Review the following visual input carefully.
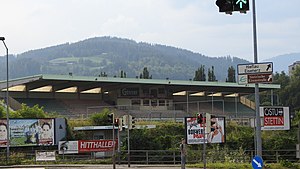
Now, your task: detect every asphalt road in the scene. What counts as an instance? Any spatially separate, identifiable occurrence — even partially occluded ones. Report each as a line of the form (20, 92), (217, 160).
(1, 164), (200, 169)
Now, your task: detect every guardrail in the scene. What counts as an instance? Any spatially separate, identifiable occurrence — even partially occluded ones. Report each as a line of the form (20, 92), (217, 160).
(0, 148), (298, 165)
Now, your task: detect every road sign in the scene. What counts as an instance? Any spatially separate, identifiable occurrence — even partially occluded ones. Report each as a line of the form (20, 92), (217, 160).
(252, 156), (263, 169)
(238, 62), (273, 75)
(238, 73), (272, 84)
(260, 106), (290, 130)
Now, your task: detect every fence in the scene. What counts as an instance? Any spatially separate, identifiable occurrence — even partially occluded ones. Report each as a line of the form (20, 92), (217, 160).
(0, 148), (298, 165)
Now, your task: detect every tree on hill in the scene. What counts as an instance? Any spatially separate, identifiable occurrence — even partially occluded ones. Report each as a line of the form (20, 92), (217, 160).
(193, 65), (206, 81)
(226, 66), (236, 82)
(99, 72), (108, 77)
(120, 70), (127, 78)
(208, 66), (217, 82)
(139, 67), (152, 79)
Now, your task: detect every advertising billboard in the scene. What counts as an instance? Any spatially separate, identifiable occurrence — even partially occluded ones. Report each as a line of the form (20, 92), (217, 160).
(0, 119), (8, 146)
(185, 114), (225, 144)
(35, 151), (56, 161)
(0, 119), (55, 147)
(58, 140), (117, 154)
(260, 106), (290, 130)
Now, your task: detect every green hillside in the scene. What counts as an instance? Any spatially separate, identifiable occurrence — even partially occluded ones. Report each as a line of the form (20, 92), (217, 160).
(0, 36), (249, 81)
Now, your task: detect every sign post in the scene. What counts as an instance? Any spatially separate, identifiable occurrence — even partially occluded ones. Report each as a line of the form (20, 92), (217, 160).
(238, 61), (273, 158)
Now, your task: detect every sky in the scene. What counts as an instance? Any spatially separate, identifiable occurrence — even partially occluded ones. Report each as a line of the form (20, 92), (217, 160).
(0, 0), (299, 62)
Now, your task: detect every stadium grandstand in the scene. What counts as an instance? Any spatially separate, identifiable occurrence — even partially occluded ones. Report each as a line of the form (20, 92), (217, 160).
(0, 74), (280, 124)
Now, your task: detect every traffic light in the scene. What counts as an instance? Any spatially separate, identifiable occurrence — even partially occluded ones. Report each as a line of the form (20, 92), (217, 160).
(216, 0), (249, 14)
(122, 115), (128, 127)
(118, 118), (123, 131)
(197, 113), (203, 124)
(233, 0), (249, 13)
(107, 113), (114, 124)
(128, 115), (136, 130)
(216, 0), (233, 14)
(114, 118), (119, 127)
(131, 116), (136, 129)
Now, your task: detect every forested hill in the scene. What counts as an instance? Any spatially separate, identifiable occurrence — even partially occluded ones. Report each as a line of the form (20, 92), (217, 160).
(0, 36), (249, 81)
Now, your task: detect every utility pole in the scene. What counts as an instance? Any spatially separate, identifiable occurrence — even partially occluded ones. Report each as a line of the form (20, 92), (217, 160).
(215, 0), (262, 157)
(252, 0), (262, 157)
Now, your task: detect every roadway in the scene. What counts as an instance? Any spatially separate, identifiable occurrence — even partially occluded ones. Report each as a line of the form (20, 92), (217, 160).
(1, 164), (200, 169)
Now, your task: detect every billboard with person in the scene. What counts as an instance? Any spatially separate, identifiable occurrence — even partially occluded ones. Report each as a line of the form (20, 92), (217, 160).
(0, 118), (54, 147)
(0, 120), (8, 146)
(185, 113), (225, 144)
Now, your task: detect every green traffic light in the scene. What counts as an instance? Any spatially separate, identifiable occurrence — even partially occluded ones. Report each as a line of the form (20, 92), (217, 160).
(236, 0), (247, 9)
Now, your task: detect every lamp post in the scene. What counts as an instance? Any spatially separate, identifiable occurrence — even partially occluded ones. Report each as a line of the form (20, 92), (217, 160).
(0, 37), (9, 163)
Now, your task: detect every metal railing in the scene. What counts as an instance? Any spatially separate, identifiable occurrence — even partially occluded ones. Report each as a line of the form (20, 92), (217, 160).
(0, 148), (298, 165)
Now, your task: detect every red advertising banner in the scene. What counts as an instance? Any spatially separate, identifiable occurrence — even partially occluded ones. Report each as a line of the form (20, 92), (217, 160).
(260, 106), (290, 130)
(78, 140), (117, 152)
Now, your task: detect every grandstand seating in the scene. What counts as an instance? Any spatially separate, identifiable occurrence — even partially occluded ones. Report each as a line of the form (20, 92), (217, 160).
(16, 98), (70, 115)
(61, 99), (108, 115)
(213, 101), (255, 117)
(15, 97), (255, 120)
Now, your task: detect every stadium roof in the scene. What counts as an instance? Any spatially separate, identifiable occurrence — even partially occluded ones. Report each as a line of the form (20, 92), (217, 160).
(0, 74), (280, 96)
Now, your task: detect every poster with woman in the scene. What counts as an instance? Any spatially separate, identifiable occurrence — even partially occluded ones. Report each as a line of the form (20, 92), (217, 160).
(0, 118), (55, 146)
(38, 119), (54, 145)
(0, 120), (8, 147)
(207, 117), (225, 143)
(185, 114), (225, 144)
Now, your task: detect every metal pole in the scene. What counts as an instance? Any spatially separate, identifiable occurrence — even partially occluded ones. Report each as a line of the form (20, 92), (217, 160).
(252, 0), (262, 157)
(211, 92), (214, 114)
(117, 125), (121, 165)
(127, 115), (131, 167)
(186, 91), (189, 114)
(235, 95), (238, 117)
(203, 112), (206, 169)
(112, 114), (116, 169)
(271, 89), (274, 106)
(1, 38), (9, 164)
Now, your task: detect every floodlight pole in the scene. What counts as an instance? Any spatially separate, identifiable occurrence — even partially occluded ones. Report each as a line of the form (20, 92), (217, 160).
(252, 0), (262, 157)
(0, 37), (9, 164)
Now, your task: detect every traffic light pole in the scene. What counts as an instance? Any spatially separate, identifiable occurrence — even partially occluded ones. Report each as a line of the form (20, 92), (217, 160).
(203, 112), (206, 169)
(112, 116), (116, 169)
(252, 0), (262, 157)
(127, 114), (131, 167)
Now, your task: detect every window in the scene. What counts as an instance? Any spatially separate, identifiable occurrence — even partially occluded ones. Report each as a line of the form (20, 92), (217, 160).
(166, 100), (170, 107)
(131, 99), (141, 106)
(151, 100), (157, 106)
(159, 100), (165, 106)
(143, 100), (150, 106)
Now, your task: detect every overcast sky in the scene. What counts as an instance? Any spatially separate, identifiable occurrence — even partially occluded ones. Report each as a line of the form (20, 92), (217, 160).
(0, 0), (299, 61)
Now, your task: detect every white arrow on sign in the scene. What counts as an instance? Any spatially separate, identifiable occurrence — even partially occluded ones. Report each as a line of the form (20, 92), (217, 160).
(238, 62), (273, 75)
(253, 159), (262, 168)
(236, 0), (247, 8)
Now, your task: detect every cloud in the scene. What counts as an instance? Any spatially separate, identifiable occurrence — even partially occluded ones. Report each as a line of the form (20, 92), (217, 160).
(0, 0), (299, 62)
